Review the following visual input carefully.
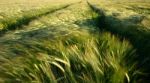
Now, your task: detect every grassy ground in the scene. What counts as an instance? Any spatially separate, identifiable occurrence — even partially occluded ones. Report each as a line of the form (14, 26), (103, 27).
(0, 0), (149, 83)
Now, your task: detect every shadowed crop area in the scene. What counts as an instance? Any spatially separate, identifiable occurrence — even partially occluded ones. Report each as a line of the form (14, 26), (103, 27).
(0, 0), (150, 83)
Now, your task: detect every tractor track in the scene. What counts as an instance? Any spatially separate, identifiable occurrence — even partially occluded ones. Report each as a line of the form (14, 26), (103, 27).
(87, 1), (150, 82)
(0, 1), (81, 36)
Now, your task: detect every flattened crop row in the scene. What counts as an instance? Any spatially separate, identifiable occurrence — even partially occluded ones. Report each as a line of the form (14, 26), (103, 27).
(0, 2), (81, 36)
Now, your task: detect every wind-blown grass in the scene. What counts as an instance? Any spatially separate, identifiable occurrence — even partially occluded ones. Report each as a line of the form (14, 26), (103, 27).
(0, 31), (140, 83)
(0, 1), (144, 83)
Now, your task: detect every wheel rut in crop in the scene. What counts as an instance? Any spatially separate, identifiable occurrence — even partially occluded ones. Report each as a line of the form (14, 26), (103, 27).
(0, 1), (81, 36)
(87, 2), (150, 81)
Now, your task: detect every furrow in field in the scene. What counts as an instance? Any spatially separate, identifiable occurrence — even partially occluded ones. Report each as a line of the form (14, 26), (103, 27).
(0, 1), (81, 36)
(87, 1), (150, 81)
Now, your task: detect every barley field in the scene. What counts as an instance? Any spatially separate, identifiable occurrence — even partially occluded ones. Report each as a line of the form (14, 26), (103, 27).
(0, 0), (150, 83)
